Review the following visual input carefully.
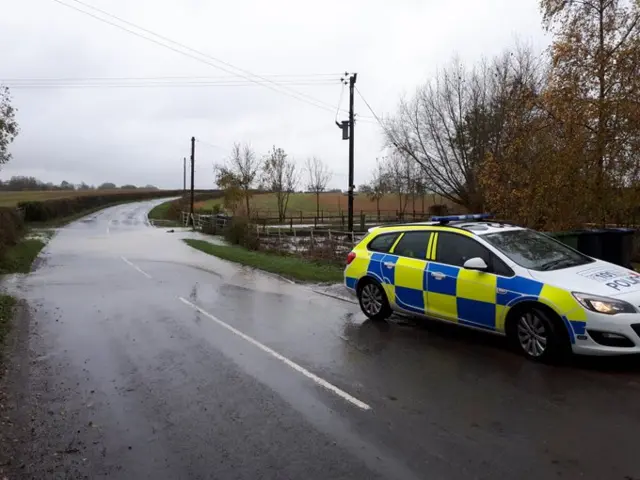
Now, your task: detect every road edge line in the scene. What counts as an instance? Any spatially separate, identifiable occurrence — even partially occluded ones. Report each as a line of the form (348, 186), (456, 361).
(121, 256), (152, 279)
(177, 296), (371, 411)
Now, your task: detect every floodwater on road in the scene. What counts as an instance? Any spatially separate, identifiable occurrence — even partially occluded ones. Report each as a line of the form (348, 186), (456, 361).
(1, 199), (640, 479)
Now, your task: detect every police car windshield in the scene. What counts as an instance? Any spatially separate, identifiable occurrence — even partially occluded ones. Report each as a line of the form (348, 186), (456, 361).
(482, 229), (593, 271)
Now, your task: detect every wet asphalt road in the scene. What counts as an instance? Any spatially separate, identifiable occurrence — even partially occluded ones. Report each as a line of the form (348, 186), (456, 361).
(2, 200), (640, 479)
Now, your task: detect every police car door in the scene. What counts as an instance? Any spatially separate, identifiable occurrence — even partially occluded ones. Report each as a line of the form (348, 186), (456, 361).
(427, 232), (504, 330)
(388, 230), (433, 315)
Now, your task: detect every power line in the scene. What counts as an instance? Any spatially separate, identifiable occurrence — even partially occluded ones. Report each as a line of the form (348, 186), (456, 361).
(51, 0), (346, 114)
(5, 82), (339, 89)
(195, 139), (226, 151)
(334, 83), (345, 124)
(2, 74), (342, 82)
(355, 86), (385, 128)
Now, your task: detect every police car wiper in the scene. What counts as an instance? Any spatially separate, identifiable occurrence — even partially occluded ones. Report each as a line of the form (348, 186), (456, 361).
(539, 258), (575, 271)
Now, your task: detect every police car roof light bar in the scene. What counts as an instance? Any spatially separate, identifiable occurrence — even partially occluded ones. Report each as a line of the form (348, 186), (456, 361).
(431, 213), (494, 224)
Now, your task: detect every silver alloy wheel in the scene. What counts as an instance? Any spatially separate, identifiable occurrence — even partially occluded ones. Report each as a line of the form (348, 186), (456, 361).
(361, 283), (383, 316)
(517, 312), (548, 357)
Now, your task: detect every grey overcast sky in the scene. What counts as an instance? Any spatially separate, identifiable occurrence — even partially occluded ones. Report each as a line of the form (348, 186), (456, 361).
(1, 0), (548, 189)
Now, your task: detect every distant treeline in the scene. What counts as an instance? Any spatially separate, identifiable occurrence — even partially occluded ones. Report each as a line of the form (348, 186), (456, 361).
(0, 176), (157, 191)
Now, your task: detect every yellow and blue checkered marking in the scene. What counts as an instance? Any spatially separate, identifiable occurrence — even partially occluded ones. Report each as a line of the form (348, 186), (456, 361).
(345, 232), (588, 344)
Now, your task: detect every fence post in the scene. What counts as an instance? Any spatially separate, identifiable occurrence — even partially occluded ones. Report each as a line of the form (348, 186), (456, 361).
(341, 213), (345, 228)
(360, 212), (365, 231)
(300, 210), (303, 223)
(290, 217), (293, 233)
(321, 210), (324, 222)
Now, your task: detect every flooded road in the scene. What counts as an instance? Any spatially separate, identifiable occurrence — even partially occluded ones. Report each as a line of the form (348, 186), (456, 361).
(2, 200), (640, 479)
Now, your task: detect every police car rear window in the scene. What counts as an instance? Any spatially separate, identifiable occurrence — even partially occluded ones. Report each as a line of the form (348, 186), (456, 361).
(367, 233), (400, 253)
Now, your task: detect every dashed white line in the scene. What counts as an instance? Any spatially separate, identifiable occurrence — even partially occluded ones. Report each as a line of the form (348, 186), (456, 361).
(121, 256), (152, 279)
(178, 297), (371, 411)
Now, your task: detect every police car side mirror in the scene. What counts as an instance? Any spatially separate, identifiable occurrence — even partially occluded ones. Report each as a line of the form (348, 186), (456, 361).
(463, 257), (488, 271)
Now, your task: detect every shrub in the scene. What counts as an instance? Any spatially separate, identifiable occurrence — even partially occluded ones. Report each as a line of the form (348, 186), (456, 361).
(428, 204), (448, 216)
(223, 216), (258, 250)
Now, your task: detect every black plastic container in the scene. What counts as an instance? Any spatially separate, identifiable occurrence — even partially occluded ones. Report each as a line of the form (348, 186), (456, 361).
(576, 229), (606, 260)
(599, 228), (635, 268)
(552, 231), (580, 250)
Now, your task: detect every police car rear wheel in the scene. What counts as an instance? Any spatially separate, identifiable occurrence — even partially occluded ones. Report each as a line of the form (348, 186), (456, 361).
(358, 281), (391, 321)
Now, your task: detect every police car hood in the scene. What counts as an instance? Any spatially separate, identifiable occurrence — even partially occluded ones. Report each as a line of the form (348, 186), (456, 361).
(528, 260), (640, 300)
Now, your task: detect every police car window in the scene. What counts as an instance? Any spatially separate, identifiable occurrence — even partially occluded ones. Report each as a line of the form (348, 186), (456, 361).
(392, 231), (431, 259)
(435, 233), (492, 268)
(483, 229), (593, 271)
(367, 233), (400, 253)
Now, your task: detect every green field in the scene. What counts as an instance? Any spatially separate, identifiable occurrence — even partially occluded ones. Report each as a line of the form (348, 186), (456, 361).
(195, 192), (454, 216)
(196, 193), (318, 214)
(0, 189), (156, 207)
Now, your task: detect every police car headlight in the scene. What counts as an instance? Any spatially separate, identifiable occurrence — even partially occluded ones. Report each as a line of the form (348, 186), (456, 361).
(572, 292), (637, 315)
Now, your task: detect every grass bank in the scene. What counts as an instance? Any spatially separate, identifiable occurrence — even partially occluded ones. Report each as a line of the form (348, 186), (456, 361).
(0, 295), (16, 354)
(183, 239), (343, 283)
(148, 199), (182, 227)
(0, 235), (50, 274)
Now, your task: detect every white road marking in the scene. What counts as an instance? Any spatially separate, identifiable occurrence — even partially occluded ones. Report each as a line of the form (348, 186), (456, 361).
(178, 297), (371, 411)
(121, 256), (152, 279)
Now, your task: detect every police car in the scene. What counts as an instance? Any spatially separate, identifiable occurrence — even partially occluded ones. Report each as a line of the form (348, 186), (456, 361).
(344, 214), (640, 362)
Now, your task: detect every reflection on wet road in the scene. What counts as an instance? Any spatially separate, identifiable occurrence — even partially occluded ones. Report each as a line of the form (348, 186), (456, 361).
(3, 200), (640, 479)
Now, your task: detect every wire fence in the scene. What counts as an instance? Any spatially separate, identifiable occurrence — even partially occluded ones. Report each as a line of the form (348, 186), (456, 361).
(255, 228), (363, 264)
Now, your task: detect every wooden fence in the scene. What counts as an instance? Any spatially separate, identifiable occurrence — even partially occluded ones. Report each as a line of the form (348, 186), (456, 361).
(249, 209), (443, 228)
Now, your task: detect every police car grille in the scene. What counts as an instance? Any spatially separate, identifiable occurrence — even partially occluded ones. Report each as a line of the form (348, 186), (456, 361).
(631, 324), (640, 339)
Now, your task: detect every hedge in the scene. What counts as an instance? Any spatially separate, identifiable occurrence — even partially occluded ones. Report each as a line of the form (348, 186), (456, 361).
(0, 207), (24, 262)
(17, 190), (219, 222)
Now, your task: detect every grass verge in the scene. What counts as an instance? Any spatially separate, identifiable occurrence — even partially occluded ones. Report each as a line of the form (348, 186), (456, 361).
(0, 295), (16, 352)
(183, 239), (344, 283)
(0, 238), (48, 274)
(148, 199), (182, 227)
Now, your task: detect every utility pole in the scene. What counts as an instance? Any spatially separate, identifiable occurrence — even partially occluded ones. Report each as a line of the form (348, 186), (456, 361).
(183, 157), (187, 193)
(348, 73), (357, 232)
(336, 72), (357, 232)
(190, 137), (195, 227)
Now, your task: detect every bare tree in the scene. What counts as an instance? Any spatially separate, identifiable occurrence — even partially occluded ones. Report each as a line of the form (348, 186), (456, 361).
(383, 152), (411, 214)
(215, 143), (260, 217)
(363, 158), (389, 214)
(305, 156), (332, 218)
(384, 46), (546, 211)
(261, 146), (299, 222)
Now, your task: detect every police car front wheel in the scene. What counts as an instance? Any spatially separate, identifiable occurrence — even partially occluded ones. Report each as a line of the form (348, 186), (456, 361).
(508, 307), (568, 362)
(358, 280), (391, 321)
